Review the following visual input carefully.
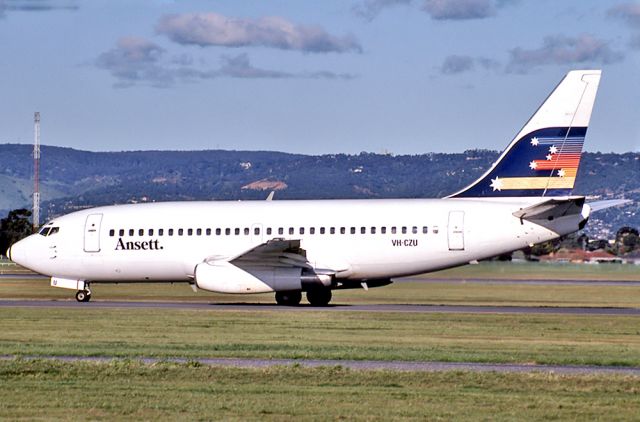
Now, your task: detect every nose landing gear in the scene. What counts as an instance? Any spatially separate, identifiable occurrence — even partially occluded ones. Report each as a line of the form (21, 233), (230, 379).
(75, 289), (92, 302)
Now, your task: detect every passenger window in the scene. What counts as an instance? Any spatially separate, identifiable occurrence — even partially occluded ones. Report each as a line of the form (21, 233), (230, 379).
(289, 228), (294, 235)
(267, 228), (272, 235)
(119, 229), (124, 236)
(300, 228), (305, 235)
(109, 229), (115, 237)
(371, 227), (376, 234)
(330, 227), (336, 235)
(360, 227), (366, 234)
(320, 227), (325, 235)
(225, 228), (231, 235)
(215, 228), (221, 235)
(149, 229), (154, 236)
(197, 229), (202, 236)
(178, 229), (184, 236)
(244, 228), (249, 235)
(310, 227), (315, 235)
(402, 227), (407, 234)
(391, 227), (397, 234)
(139, 229), (144, 236)
(278, 228), (284, 235)
(254, 227), (260, 235)
(168, 229), (174, 236)
(129, 229), (134, 236)
(340, 227), (345, 234)
(381, 227), (386, 234)
(206, 228), (211, 236)
(235, 228), (240, 235)
(422, 226), (428, 234)
(350, 227), (356, 234)
(159, 229), (164, 236)
(412, 226), (418, 234)
(187, 229), (193, 236)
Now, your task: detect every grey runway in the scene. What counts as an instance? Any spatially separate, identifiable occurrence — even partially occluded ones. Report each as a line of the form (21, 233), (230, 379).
(1, 299), (639, 315)
(2, 355), (639, 376)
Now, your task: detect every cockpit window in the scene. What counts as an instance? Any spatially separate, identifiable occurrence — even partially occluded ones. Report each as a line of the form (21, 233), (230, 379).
(38, 226), (60, 236)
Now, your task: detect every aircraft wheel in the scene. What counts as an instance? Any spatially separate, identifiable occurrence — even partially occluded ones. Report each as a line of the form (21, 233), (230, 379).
(75, 290), (91, 302)
(306, 288), (332, 307)
(275, 291), (302, 306)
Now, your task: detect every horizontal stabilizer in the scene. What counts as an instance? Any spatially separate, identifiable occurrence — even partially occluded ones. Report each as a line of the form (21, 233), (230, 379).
(587, 199), (632, 212)
(512, 197), (585, 222)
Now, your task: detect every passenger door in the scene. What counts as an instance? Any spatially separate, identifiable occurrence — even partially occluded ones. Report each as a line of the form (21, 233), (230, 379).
(84, 214), (103, 253)
(447, 211), (465, 251)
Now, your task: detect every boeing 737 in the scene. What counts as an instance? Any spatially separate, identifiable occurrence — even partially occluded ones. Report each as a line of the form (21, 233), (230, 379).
(7, 70), (623, 305)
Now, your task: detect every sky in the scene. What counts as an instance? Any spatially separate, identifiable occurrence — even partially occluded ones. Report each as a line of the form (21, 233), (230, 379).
(0, 0), (639, 155)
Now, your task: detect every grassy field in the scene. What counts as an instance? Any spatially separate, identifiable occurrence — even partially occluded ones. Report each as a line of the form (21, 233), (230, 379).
(1, 359), (639, 421)
(2, 263), (639, 420)
(1, 307), (639, 366)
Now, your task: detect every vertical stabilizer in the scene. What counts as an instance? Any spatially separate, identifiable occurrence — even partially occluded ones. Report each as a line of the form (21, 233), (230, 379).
(449, 70), (601, 198)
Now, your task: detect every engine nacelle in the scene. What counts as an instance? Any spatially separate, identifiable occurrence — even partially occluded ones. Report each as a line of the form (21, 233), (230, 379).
(195, 261), (273, 294)
(195, 261), (308, 294)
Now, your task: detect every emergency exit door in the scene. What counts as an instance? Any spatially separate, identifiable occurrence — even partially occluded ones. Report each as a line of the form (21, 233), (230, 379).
(447, 211), (465, 251)
(84, 214), (103, 253)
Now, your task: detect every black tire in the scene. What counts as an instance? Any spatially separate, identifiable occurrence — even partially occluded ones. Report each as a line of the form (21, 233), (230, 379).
(306, 288), (332, 307)
(75, 290), (86, 302)
(275, 291), (302, 306)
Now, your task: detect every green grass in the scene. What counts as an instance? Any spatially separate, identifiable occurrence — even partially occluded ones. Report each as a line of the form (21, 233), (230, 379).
(1, 359), (639, 421)
(1, 307), (640, 367)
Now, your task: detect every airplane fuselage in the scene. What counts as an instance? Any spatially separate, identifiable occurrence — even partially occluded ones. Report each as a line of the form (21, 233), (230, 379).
(11, 197), (586, 286)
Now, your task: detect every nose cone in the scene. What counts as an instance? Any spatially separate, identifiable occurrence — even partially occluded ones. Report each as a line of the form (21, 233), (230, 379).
(7, 238), (29, 267)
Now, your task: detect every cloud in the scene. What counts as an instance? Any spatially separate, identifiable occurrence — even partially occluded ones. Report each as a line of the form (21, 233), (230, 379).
(608, 3), (640, 28)
(95, 37), (172, 88)
(608, 3), (640, 49)
(95, 38), (356, 88)
(156, 12), (362, 54)
(0, 0), (77, 13)
(507, 34), (624, 73)
(352, 0), (518, 21)
(422, 0), (495, 20)
(440, 54), (500, 74)
(352, 0), (412, 21)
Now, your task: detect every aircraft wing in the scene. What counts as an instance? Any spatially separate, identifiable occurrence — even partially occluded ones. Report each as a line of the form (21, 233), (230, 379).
(230, 238), (314, 270)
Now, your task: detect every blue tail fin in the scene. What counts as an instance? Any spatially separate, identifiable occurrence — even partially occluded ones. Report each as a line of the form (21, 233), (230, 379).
(449, 70), (601, 198)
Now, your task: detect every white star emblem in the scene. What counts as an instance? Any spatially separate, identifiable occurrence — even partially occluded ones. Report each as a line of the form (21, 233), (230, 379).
(546, 154), (553, 161)
(549, 145), (558, 154)
(557, 169), (566, 177)
(530, 137), (539, 146)
(490, 177), (503, 191)
(529, 161), (538, 170)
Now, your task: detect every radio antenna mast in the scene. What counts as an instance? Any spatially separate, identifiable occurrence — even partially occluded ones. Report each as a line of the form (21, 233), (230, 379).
(33, 112), (40, 231)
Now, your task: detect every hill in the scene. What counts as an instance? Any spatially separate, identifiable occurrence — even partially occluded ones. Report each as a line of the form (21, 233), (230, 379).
(0, 143), (636, 238)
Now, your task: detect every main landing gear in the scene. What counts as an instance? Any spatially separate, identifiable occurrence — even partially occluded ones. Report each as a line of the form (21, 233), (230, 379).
(75, 289), (92, 302)
(274, 288), (332, 307)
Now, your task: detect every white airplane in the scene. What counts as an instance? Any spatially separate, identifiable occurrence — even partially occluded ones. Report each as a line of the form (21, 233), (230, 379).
(7, 69), (622, 306)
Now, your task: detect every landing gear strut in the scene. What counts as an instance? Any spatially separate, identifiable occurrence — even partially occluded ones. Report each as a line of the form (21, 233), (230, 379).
(306, 288), (332, 307)
(275, 291), (302, 306)
(75, 289), (92, 302)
